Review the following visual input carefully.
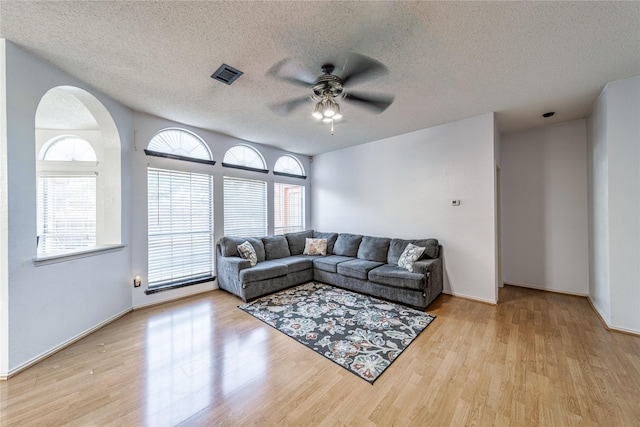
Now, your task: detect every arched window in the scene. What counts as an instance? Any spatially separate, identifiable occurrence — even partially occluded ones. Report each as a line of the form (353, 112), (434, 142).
(146, 128), (214, 290)
(37, 135), (98, 255)
(145, 128), (214, 164)
(274, 155), (306, 178)
(40, 136), (97, 161)
(222, 144), (267, 173)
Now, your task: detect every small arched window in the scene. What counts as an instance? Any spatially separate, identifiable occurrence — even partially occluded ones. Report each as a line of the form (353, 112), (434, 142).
(37, 136), (98, 255)
(40, 136), (97, 161)
(274, 155), (306, 179)
(145, 128), (214, 164)
(222, 144), (268, 173)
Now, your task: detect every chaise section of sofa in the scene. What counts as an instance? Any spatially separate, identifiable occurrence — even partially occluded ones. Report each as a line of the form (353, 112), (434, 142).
(215, 230), (443, 309)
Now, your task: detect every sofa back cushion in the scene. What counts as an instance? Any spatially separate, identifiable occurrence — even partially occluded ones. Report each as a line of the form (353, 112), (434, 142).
(219, 236), (266, 262)
(333, 233), (363, 257)
(220, 236), (243, 257)
(313, 231), (339, 254)
(285, 230), (314, 255)
(412, 238), (440, 259)
(387, 238), (439, 264)
(357, 236), (391, 263)
(263, 235), (292, 260)
(244, 238), (266, 262)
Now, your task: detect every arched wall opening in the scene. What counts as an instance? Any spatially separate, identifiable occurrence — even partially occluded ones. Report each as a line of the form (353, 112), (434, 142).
(35, 86), (122, 250)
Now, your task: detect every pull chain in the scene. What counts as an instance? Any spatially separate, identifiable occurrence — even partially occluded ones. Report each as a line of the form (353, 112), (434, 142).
(330, 118), (334, 135)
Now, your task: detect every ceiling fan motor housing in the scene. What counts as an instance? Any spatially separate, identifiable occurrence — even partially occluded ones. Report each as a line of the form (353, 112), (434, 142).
(312, 66), (344, 100)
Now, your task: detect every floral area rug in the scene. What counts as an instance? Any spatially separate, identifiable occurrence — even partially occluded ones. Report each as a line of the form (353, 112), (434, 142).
(238, 282), (436, 383)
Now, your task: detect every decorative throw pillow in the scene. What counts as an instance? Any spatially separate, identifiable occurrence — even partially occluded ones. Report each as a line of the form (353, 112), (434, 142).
(303, 238), (327, 256)
(398, 243), (426, 272)
(237, 241), (258, 267)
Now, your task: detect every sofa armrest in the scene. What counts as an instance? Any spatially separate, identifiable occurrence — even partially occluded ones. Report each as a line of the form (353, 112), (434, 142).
(216, 255), (252, 300)
(413, 258), (443, 303)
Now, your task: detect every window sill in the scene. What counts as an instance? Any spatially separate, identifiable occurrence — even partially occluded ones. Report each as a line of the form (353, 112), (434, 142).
(33, 244), (126, 266)
(145, 276), (215, 294)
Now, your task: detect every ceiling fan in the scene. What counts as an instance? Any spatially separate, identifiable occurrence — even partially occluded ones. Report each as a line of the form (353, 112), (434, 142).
(267, 53), (395, 134)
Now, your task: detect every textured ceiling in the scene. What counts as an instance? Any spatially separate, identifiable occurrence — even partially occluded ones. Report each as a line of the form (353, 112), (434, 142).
(1, 1), (639, 156)
(36, 87), (99, 130)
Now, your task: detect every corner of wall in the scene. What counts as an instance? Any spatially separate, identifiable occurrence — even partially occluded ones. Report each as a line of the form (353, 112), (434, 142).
(0, 37), (9, 377)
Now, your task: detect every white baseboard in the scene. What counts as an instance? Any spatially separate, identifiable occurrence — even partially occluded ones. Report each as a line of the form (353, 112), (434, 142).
(443, 290), (497, 305)
(0, 307), (132, 380)
(586, 296), (640, 336)
(504, 281), (588, 297)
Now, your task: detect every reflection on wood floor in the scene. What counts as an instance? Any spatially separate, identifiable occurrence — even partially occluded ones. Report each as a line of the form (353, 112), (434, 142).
(1, 285), (639, 426)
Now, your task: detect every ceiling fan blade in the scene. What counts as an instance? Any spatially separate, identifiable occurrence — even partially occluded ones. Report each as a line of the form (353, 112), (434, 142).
(343, 91), (394, 113)
(340, 53), (388, 86)
(267, 58), (316, 88)
(268, 96), (311, 116)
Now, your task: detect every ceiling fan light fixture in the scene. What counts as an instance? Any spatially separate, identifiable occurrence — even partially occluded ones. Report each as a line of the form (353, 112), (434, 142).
(323, 98), (336, 118)
(332, 103), (342, 120)
(312, 102), (324, 119)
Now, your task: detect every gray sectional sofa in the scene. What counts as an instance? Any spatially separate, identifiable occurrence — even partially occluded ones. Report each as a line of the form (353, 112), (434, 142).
(215, 230), (443, 309)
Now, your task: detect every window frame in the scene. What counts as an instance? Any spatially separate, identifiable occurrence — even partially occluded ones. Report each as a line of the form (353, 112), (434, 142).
(273, 155), (306, 179)
(36, 135), (100, 257)
(222, 144), (268, 174)
(144, 128), (216, 292)
(223, 175), (268, 238)
(273, 182), (305, 235)
(146, 166), (215, 292)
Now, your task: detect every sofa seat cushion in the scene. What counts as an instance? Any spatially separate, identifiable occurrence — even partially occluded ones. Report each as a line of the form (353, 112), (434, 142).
(313, 255), (353, 273)
(272, 255), (313, 273)
(368, 264), (425, 291)
(337, 259), (384, 280)
(239, 260), (288, 283)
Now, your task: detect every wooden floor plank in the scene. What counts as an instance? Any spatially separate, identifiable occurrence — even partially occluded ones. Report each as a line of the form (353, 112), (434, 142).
(1, 285), (639, 426)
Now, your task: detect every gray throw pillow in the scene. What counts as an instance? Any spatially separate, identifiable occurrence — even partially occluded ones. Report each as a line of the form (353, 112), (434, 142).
(333, 233), (363, 257)
(263, 235), (292, 260)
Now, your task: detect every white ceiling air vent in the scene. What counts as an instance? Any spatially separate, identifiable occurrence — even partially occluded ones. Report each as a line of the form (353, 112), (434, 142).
(211, 64), (243, 85)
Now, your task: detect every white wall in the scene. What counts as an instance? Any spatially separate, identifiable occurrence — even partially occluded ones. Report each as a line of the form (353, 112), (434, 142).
(311, 113), (498, 304)
(606, 77), (640, 332)
(130, 113), (312, 308)
(587, 89), (611, 321)
(501, 120), (589, 295)
(2, 42), (133, 376)
(0, 39), (9, 375)
(588, 76), (640, 334)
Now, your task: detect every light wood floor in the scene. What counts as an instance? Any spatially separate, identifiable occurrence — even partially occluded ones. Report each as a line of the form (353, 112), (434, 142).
(1, 285), (639, 426)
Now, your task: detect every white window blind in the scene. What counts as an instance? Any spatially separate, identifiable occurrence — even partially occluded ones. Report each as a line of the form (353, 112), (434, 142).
(274, 183), (304, 235)
(37, 175), (96, 254)
(223, 176), (267, 237)
(148, 168), (214, 287)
